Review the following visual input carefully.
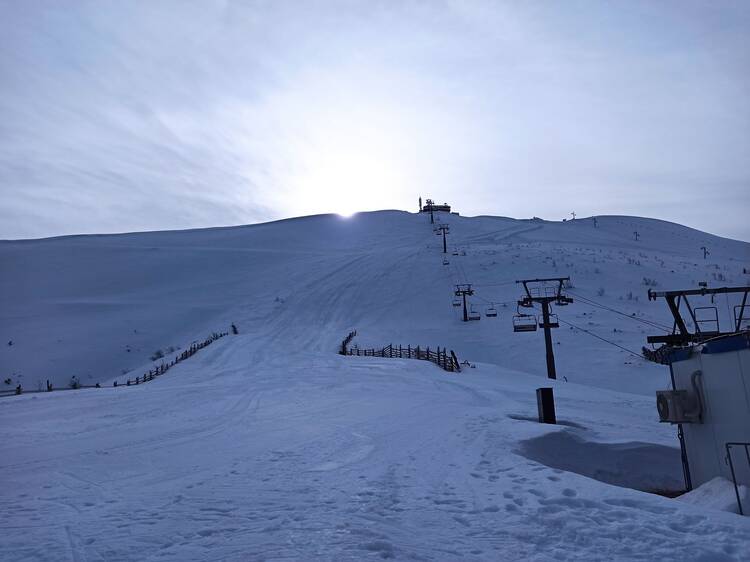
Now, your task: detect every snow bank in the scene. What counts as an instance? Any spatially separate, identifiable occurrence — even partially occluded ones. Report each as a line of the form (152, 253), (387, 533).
(678, 477), (750, 514)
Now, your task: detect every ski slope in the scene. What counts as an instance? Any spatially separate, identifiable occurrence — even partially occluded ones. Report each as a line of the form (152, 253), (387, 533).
(2, 211), (750, 560)
(2, 211), (748, 394)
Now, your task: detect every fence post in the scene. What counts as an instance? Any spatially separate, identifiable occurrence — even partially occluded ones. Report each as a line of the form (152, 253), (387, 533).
(451, 351), (460, 372)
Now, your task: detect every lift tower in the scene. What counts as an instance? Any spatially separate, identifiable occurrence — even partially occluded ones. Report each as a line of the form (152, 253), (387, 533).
(516, 277), (574, 380)
(435, 224), (450, 253)
(454, 284), (474, 323)
(424, 199), (435, 224)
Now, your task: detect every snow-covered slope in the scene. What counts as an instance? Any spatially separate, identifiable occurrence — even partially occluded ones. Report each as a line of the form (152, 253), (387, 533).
(2, 334), (750, 560)
(2, 211), (750, 561)
(2, 211), (748, 394)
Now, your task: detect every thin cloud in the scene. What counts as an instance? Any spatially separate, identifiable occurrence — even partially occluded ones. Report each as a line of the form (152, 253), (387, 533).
(1, 1), (748, 240)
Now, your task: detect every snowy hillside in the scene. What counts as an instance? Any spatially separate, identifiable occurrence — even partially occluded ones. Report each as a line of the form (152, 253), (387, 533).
(2, 210), (750, 561)
(2, 211), (748, 394)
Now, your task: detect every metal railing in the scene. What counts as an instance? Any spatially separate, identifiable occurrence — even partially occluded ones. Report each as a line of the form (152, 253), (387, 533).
(726, 442), (750, 516)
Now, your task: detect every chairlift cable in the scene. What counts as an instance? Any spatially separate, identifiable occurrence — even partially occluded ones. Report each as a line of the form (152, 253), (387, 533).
(473, 280), (518, 288)
(565, 290), (672, 332)
(556, 316), (645, 359)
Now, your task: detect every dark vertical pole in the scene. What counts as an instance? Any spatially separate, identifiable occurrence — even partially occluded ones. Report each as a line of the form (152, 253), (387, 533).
(442, 230), (447, 253)
(430, 206), (434, 224)
(541, 301), (557, 379)
(462, 292), (468, 322)
(536, 387), (556, 424)
(736, 291), (748, 332)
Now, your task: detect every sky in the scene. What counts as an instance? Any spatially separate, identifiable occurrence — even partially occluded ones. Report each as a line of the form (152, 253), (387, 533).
(1, 0), (748, 241)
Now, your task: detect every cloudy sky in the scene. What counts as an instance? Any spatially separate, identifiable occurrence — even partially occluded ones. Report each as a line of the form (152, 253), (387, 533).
(1, 1), (748, 240)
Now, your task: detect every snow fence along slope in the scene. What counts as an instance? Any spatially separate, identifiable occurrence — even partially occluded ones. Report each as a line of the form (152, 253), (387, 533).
(2, 210), (748, 394)
(2, 338), (749, 561)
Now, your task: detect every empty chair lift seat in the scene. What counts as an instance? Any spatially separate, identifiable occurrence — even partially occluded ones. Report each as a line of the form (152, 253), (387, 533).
(513, 314), (538, 332)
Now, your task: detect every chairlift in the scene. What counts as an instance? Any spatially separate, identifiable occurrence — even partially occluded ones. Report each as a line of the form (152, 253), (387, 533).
(452, 249), (459, 256)
(555, 298), (569, 306)
(468, 305), (481, 321)
(513, 314), (538, 332)
(452, 298), (462, 307)
(442, 258), (450, 266)
(539, 313), (559, 329)
(485, 305), (498, 317)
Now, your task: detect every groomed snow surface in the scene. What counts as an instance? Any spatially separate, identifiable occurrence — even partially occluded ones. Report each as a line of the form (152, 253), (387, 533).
(2, 211), (750, 560)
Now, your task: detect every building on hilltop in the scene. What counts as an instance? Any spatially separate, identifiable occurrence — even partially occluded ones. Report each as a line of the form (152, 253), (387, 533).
(419, 198), (451, 213)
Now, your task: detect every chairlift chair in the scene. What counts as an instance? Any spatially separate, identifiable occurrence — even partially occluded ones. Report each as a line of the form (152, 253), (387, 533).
(442, 258), (450, 266)
(468, 305), (481, 321)
(452, 250), (459, 256)
(513, 314), (538, 332)
(485, 305), (498, 317)
(452, 298), (462, 307)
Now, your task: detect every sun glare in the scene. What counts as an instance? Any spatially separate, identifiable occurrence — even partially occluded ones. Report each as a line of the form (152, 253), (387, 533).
(282, 104), (412, 219)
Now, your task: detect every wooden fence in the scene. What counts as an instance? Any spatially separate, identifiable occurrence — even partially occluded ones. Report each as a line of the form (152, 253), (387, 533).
(1, 330), (230, 398)
(339, 332), (460, 373)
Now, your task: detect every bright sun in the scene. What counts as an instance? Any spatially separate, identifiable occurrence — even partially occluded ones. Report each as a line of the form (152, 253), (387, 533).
(285, 105), (411, 219)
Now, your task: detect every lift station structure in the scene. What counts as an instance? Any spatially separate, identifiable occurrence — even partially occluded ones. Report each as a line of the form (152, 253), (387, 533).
(648, 285), (750, 514)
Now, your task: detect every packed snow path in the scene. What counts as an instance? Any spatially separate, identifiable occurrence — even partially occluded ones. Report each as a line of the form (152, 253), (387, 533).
(2, 336), (749, 561)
